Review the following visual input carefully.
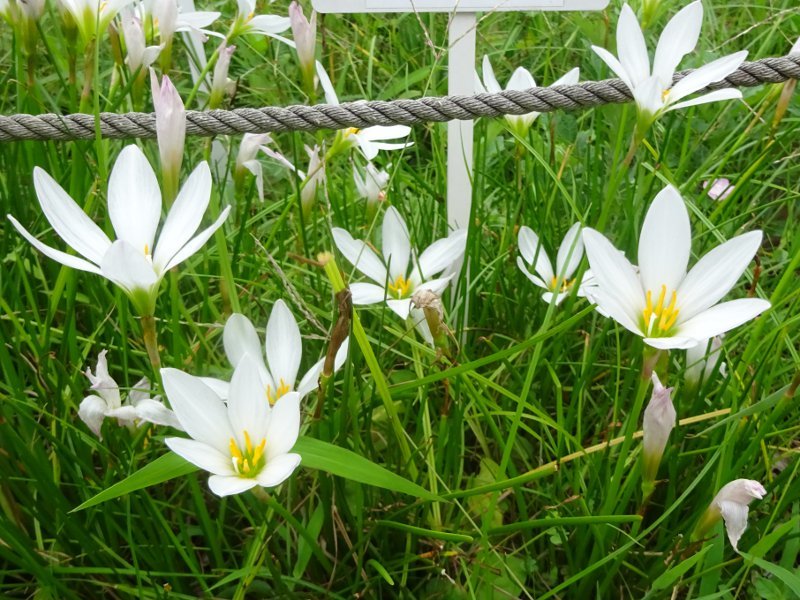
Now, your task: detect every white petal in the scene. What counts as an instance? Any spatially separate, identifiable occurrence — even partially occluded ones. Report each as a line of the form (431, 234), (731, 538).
(667, 88), (742, 112)
(223, 313), (263, 367)
(131, 399), (184, 430)
(257, 453), (301, 488)
(412, 229), (467, 282)
(358, 125), (411, 142)
(481, 55), (502, 93)
(334, 337), (350, 371)
(516, 257), (548, 289)
(587, 287), (643, 336)
(265, 392), (301, 460)
(718, 499), (749, 550)
(265, 300), (302, 390)
(228, 355), (271, 444)
(676, 231), (762, 321)
(652, 0), (702, 84)
(676, 299), (770, 341)
(387, 298), (413, 320)
(78, 395), (108, 438)
(248, 14), (290, 34)
(417, 275), (454, 296)
(108, 145), (161, 255)
(296, 360), (323, 398)
(153, 161), (212, 271)
(331, 227), (388, 284)
(163, 205), (231, 271)
(350, 282), (387, 305)
(667, 51), (748, 105)
(556, 222), (584, 280)
(165, 437), (233, 476)
(582, 229), (644, 327)
(199, 377), (230, 400)
(410, 306), (433, 344)
(506, 67), (536, 91)
(367, 141), (413, 154)
(644, 336), (699, 350)
(638, 186), (691, 295)
(32, 167), (112, 264)
(100, 240), (159, 295)
(315, 60), (338, 105)
(634, 75), (666, 116)
(518, 226), (554, 283)
(161, 368), (233, 453)
(7, 215), (103, 274)
(208, 474), (258, 497)
(617, 4), (650, 88)
(551, 67), (580, 87)
(381, 207), (411, 280)
(592, 45), (633, 89)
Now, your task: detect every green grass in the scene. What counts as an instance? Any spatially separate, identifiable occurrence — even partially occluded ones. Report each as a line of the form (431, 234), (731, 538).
(1, 0), (800, 597)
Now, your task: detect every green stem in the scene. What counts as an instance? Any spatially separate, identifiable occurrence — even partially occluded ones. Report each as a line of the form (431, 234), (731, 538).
(140, 315), (161, 372)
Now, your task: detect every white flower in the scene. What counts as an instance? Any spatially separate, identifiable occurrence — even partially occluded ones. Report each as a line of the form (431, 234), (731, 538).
(685, 335), (726, 385)
(316, 61), (413, 161)
(79, 350), (182, 439)
(7, 145), (231, 315)
(332, 206), (467, 327)
(592, 2), (747, 132)
(477, 55), (579, 135)
(232, 0), (291, 41)
(201, 301), (349, 403)
(234, 133), (272, 201)
(150, 71), (185, 197)
(704, 178), (734, 201)
(353, 163), (389, 206)
(641, 372), (676, 483)
(707, 479), (767, 550)
(59, 0), (134, 41)
(516, 222), (591, 305)
(582, 185), (770, 350)
(146, 0), (220, 47)
(163, 358), (302, 497)
(209, 42), (236, 108)
(120, 10), (162, 72)
(289, 0), (316, 77)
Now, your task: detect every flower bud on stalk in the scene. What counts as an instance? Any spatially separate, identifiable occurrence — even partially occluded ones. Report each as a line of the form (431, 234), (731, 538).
(641, 373), (676, 499)
(209, 42), (236, 109)
(693, 479), (767, 550)
(150, 71), (186, 205)
(289, 1), (317, 97)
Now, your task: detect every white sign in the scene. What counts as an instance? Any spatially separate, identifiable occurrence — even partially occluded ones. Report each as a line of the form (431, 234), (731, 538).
(312, 0), (607, 12)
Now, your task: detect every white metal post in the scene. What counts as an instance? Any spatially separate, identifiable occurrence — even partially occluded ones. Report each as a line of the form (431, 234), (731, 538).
(446, 13), (477, 231)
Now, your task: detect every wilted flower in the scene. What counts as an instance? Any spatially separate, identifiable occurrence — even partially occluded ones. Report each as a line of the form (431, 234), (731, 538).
(209, 42), (236, 109)
(593, 2), (747, 140)
(582, 185), (770, 349)
(477, 56), (579, 136)
(353, 163), (389, 207)
(641, 372), (676, 496)
(685, 335), (726, 386)
(332, 207), (466, 340)
(517, 222), (591, 306)
(317, 62), (413, 160)
(79, 350), (182, 439)
(150, 71), (186, 203)
(704, 178), (734, 201)
(8, 145), (230, 316)
(201, 301), (349, 403)
(231, 0), (291, 41)
(695, 479), (767, 550)
(163, 358), (302, 497)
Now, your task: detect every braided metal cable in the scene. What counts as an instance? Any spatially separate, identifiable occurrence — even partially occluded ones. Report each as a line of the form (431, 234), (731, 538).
(0, 55), (798, 142)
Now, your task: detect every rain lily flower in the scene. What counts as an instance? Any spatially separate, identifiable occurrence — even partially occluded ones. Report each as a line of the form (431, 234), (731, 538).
(209, 42), (236, 109)
(517, 222), (591, 306)
(582, 185), (770, 350)
(162, 358), (301, 497)
(316, 61), (413, 161)
(59, 0), (134, 42)
(147, 0), (220, 49)
(7, 145), (231, 316)
(685, 335), (726, 386)
(261, 143), (326, 211)
(353, 162), (389, 208)
(289, 0), (316, 92)
(332, 206), (467, 335)
(234, 133), (272, 200)
(641, 372), (676, 496)
(201, 301), (349, 403)
(477, 56), (579, 136)
(695, 479), (767, 550)
(79, 350), (182, 439)
(120, 10), (161, 73)
(592, 2), (747, 139)
(230, 0), (291, 42)
(150, 71), (186, 203)
(704, 178), (734, 201)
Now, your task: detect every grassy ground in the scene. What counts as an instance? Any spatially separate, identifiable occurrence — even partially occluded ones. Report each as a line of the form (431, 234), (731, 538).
(1, 0), (799, 597)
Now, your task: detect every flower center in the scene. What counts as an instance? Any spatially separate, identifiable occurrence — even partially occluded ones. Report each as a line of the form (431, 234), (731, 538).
(388, 275), (413, 299)
(266, 378), (290, 406)
(642, 284), (680, 336)
(344, 127), (360, 137)
(229, 430), (266, 477)
(661, 88), (671, 103)
(549, 275), (573, 294)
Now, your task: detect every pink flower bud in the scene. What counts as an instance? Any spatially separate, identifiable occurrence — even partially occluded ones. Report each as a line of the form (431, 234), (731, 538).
(289, 1), (316, 75)
(641, 372), (676, 490)
(149, 71), (185, 202)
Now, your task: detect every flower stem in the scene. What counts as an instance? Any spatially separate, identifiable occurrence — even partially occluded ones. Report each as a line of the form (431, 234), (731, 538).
(140, 315), (161, 372)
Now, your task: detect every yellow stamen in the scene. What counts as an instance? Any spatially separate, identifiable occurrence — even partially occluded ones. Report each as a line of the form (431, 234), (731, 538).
(388, 275), (413, 299)
(143, 243), (150, 256)
(344, 126), (360, 137)
(662, 88), (670, 102)
(229, 430), (267, 477)
(642, 284), (681, 337)
(265, 378), (292, 406)
(549, 275), (573, 294)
